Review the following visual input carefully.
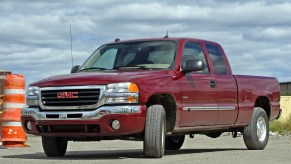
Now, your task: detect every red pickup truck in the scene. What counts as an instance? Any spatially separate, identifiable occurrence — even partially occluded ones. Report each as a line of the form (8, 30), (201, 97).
(21, 37), (281, 158)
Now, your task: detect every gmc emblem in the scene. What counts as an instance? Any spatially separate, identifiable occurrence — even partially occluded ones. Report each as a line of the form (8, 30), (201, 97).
(57, 92), (78, 99)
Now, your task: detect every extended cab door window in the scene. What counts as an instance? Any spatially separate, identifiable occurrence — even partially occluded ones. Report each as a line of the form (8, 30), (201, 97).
(205, 44), (228, 75)
(181, 42), (209, 74)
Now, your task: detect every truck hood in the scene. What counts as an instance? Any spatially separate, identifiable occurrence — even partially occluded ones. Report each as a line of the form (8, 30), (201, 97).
(30, 70), (169, 87)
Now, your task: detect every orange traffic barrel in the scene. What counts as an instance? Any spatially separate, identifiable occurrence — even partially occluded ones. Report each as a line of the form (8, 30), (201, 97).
(1, 108), (21, 122)
(1, 74), (27, 147)
(1, 122), (26, 147)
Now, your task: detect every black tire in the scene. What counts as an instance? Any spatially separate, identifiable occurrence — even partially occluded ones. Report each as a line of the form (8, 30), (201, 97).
(144, 105), (166, 158)
(243, 107), (269, 150)
(165, 135), (185, 150)
(42, 136), (68, 157)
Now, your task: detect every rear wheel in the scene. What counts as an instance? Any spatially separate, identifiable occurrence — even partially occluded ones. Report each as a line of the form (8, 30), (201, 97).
(165, 135), (185, 150)
(243, 107), (269, 150)
(42, 136), (68, 157)
(144, 105), (166, 158)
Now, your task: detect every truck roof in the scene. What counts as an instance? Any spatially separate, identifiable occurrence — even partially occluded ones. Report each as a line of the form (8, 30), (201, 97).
(106, 37), (218, 45)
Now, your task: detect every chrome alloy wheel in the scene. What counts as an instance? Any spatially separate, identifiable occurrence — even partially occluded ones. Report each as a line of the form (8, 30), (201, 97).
(257, 116), (267, 142)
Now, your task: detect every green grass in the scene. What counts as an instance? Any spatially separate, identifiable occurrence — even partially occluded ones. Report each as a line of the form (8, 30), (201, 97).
(270, 114), (291, 133)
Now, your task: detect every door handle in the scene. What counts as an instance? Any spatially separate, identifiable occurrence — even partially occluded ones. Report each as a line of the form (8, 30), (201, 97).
(210, 80), (216, 88)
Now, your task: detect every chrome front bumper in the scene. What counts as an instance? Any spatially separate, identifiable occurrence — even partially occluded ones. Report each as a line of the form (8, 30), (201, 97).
(21, 105), (142, 121)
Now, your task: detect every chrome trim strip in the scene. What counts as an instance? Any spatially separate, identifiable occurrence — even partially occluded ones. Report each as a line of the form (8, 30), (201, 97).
(22, 105), (142, 121)
(183, 107), (218, 111)
(183, 106), (235, 111)
(40, 86), (104, 90)
(39, 85), (106, 110)
(219, 106), (236, 111)
(104, 92), (139, 97)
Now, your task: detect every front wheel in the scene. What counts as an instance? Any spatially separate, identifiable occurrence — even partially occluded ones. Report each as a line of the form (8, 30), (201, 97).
(42, 136), (68, 157)
(144, 105), (166, 158)
(243, 107), (269, 150)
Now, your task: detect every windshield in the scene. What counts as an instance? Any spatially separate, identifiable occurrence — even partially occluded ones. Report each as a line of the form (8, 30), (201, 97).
(79, 41), (177, 71)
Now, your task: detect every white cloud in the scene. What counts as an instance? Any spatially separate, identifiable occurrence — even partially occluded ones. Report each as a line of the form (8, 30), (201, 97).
(243, 27), (291, 41)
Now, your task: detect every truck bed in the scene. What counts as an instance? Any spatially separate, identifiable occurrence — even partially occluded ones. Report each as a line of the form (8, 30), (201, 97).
(234, 74), (280, 123)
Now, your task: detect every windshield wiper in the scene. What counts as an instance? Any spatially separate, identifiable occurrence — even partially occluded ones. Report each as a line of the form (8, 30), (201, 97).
(79, 67), (107, 72)
(114, 65), (150, 70)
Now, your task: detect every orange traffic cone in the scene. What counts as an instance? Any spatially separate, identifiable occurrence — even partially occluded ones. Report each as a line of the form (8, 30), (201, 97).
(1, 74), (27, 147)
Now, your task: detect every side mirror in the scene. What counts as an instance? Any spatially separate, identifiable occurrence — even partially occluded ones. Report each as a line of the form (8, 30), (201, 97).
(182, 59), (205, 73)
(71, 65), (80, 73)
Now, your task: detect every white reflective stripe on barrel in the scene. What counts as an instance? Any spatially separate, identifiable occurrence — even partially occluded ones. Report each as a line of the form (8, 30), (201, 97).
(2, 121), (22, 127)
(3, 103), (26, 108)
(4, 89), (26, 95)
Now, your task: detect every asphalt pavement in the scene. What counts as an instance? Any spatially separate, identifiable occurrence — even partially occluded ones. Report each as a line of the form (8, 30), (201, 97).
(0, 134), (291, 164)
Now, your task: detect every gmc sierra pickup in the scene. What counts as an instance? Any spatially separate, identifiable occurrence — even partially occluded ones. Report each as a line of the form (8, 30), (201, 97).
(21, 37), (281, 158)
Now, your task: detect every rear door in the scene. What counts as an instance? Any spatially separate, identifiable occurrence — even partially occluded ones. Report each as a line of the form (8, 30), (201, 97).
(204, 43), (238, 125)
(179, 41), (218, 127)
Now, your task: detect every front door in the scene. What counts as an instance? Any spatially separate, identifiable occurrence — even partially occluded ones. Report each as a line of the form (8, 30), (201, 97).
(179, 41), (218, 127)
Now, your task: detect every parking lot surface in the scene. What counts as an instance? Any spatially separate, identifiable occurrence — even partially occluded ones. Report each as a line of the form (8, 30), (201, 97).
(1, 134), (291, 164)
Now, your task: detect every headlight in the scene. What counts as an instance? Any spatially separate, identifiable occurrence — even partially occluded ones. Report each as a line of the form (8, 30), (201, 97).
(106, 82), (139, 93)
(27, 86), (40, 96)
(26, 86), (40, 106)
(105, 82), (139, 104)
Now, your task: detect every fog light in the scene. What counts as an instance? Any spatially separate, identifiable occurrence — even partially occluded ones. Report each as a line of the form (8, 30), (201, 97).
(27, 121), (32, 131)
(111, 120), (120, 130)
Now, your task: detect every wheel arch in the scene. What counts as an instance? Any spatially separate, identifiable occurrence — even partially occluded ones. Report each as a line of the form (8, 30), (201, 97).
(254, 96), (271, 119)
(146, 94), (177, 132)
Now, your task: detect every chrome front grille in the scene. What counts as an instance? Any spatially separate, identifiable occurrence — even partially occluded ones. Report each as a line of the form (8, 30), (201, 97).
(41, 89), (100, 106)
(39, 86), (106, 110)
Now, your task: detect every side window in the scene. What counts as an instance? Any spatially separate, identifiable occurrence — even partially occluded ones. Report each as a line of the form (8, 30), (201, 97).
(205, 44), (228, 75)
(92, 48), (117, 69)
(181, 42), (209, 74)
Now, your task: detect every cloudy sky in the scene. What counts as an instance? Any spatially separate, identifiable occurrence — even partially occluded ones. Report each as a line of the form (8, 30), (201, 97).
(0, 0), (291, 85)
